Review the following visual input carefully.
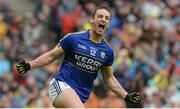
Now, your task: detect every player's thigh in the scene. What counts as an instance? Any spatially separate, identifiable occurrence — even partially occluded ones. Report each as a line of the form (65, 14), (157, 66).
(49, 79), (84, 108)
(53, 88), (84, 108)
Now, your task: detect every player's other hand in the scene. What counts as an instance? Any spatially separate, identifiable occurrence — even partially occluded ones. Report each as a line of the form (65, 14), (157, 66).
(16, 59), (30, 75)
(125, 92), (140, 104)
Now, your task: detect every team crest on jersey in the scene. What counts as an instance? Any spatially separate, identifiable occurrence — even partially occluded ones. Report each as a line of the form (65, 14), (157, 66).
(101, 51), (105, 58)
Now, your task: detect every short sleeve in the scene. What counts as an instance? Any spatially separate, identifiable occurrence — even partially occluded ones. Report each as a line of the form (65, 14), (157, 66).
(59, 34), (73, 53)
(104, 50), (114, 66)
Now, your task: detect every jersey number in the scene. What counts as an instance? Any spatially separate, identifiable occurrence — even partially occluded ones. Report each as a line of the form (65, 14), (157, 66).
(90, 49), (96, 56)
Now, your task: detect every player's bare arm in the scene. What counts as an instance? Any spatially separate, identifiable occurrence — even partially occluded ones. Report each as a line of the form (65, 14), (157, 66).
(16, 45), (64, 74)
(101, 66), (141, 104)
(30, 45), (64, 69)
(101, 66), (128, 98)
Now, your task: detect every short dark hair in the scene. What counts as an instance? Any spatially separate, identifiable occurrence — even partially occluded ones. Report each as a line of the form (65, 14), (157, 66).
(91, 6), (111, 18)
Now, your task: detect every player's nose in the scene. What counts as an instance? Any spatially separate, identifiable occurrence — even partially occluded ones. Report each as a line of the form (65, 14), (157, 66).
(102, 17), (106, 22)
(100, 19), (105, 23)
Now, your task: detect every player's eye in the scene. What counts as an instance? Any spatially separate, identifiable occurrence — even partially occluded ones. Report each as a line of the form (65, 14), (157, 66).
(105, 16), (110, 20)
(97, 14), (103, 18)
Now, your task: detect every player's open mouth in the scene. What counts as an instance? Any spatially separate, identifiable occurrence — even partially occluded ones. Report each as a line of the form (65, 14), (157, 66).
(98, 22), (105, 32)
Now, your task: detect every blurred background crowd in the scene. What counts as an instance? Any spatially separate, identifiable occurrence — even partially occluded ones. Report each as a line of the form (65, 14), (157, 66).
(0, 0), (179, 108)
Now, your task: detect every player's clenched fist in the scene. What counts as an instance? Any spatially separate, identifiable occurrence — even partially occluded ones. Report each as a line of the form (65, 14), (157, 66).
(125, 92), (141, 104)
(16, 59), (30, 75)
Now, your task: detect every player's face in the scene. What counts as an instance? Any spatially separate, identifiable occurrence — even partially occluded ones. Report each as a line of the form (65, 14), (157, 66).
(91, 9), (110, 35)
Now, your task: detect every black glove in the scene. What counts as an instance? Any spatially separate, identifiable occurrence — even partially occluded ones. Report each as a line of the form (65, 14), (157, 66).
(16, 59), (31, 75)
(125, 92), (140, 104)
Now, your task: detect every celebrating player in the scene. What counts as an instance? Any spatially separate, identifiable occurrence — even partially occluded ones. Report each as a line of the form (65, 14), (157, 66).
(16, 6), (140, 108)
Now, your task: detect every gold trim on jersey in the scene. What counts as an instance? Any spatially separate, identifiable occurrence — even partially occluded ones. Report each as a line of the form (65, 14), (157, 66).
(101, 66), (112, 71)
(59, 46), (64, 53)
(56, 44), (65, 53)
(59, 31), (87, 42)
(57, 31), (87, 52)
(103, 38), (113, 49)
(89, 36), (102, 43)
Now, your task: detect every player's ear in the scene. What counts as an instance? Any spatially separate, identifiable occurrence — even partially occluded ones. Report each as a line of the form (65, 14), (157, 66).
(90, 16), (94, 24)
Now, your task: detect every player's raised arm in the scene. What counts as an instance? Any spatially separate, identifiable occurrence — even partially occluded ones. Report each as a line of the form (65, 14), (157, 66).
(29, 45), (64, 69)
(101, 66), (141, 104)
(16, 45), (64, 75)
(101, 66), (128, 98)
